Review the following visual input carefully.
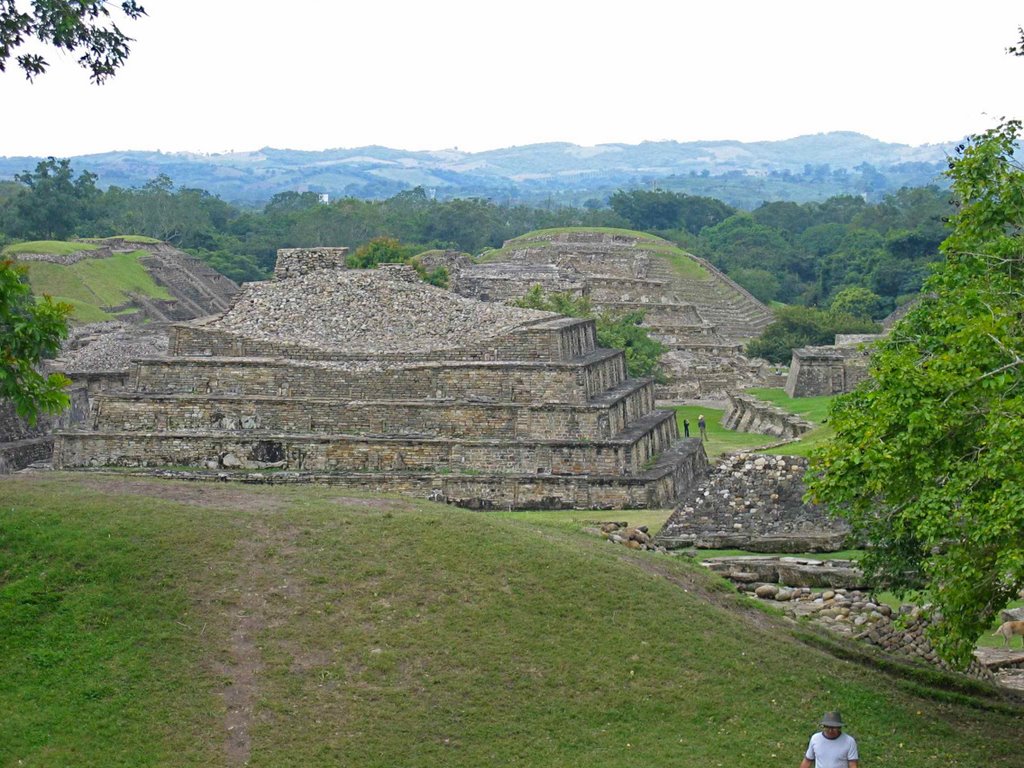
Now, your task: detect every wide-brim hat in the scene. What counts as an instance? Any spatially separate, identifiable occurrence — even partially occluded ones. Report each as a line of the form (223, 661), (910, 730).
(820, 711), (844, 727)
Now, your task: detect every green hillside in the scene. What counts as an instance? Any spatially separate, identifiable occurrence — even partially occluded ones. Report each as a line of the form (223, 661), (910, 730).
(2, 241), (173, 322)
(1, 474), (1018, 767)
(481, 227), (711, 281)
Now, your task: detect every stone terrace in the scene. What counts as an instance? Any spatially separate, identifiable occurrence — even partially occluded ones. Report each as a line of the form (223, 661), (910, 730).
(56, 251), (707, 510)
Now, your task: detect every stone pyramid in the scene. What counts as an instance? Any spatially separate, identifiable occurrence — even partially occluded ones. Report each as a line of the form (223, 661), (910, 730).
(55, 248), (706, 509)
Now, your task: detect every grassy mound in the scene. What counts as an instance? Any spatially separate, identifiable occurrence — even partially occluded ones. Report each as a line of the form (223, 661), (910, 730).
(3, 240), (101, 257)
(480, 227), (710, 281)
(3, 242), (173, 323)
(0, 474), (1017, 766)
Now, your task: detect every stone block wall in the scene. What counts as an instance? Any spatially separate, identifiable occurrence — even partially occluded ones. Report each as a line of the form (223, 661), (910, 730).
(58, 407), (678, 477)
(785, 344), (873, 397)
(90, 379), (657, 441)
(169, 315), (599, 365)
(720, 394), (813, 438)
(128, 353), (629, 405)
(273, 247), (350, 280)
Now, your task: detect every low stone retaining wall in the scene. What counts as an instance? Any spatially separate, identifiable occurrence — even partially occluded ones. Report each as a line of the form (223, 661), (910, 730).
(709, 558), (994, 680)
(720, 393), (812, 438)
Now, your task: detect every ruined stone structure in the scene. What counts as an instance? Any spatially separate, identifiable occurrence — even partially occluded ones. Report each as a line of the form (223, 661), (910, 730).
(783, 297), (930, 398)
(720, 393), (813, 438)
(444, 229), (776, 399)
(654, 453), (851, 552)
(784, 336), (881, 398)
(1, 234), (237, 472)
(12, 237), (239, 323)
(55, 250), (707, 509)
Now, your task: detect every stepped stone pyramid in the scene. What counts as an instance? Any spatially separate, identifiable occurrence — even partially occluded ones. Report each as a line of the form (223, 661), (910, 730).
(442, 229), (776, 399)
(55, 248), (706, 509)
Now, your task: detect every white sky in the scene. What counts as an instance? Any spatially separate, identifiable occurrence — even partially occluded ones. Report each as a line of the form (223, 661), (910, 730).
(1, 0), (1022, 156)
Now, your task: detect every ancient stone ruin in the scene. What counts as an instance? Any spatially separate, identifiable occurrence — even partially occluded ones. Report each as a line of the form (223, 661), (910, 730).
(655, 453), (850, 552)
(785, 334), (881, 398)
(55, 248), (707, 509)
(11, 237), (239, 323)
(439, 229), (776, 399)
(720, 393), (813, 438)
(1, 239), (239, 472)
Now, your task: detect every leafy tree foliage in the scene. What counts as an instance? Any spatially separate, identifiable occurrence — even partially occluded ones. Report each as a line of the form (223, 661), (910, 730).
(828, 286), (884, 319)
(0, 260), (70, 422)
(347, 236), (405, 269)
(0, 0), (145, 82)
(610, 189), (735, 233)
(512, 286), (665, 380)
(729, 267), (780, 304)
(807, 121), (1024, 667)
(745, 305), (879, 364)
(3, 158), (100, 239)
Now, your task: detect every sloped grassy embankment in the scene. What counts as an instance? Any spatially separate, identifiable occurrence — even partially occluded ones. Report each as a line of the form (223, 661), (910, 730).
(1, 474), (1019, 767)
(2, 238), (171, 323)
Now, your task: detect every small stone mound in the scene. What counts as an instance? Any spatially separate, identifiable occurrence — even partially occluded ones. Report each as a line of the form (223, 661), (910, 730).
(656, 453), (850, 552)
(211, 266), (555, 354)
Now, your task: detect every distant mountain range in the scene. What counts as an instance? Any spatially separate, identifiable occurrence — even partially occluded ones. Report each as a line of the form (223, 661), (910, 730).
(0, 132), (955, 208)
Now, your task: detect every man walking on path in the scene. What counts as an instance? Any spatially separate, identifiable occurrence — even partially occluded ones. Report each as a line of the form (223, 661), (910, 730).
(683, 419), (690, 437)
(799, 711), (859, 768)
(697, 414), (707, 441)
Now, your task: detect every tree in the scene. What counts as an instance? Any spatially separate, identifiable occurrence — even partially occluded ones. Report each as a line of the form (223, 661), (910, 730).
(347, 236), (405, 269)
(512, 286), (666, 380)
(807, 121), (1024, 667)
(0, 260), (71, 422)
(6, 158), (100, 239)
(828, 286), (884, 320)
(0, 0), (145, 82)
(745, 305), (879, 364)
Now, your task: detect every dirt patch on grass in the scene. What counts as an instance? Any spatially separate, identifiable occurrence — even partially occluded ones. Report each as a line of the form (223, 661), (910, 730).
(70, 474), (291, 512)
(192, 514), (311, 765)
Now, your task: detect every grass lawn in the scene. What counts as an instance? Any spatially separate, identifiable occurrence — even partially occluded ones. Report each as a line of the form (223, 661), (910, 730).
(677, 388), (837, 459)
(672, 405), (778, 459)
(745, 387), (834, 423)
(1, 474), (1018, 766)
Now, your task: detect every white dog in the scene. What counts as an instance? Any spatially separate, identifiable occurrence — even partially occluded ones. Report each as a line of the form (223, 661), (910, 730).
(992, 620), (1024, 649)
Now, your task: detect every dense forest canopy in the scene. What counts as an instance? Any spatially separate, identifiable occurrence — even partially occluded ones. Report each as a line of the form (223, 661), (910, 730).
(0, 159), (950, 321)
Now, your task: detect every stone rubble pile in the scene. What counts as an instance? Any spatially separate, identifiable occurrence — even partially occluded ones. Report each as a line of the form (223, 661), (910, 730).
(211, 265), (554, 354)
(734, 583), (993, 680)
(51, 322), (169, 374)
(656, 454), (850, 552)
(589, 521), (669, 553)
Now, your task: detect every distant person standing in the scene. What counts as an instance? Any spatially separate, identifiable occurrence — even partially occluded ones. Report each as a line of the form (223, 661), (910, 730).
(799, 711), (859, 768)
(683, 419), (690, 438)
(697, 414), (707, 441)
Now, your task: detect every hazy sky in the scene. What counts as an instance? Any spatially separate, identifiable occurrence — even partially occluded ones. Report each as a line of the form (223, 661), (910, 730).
(1, 1), (1022, 156)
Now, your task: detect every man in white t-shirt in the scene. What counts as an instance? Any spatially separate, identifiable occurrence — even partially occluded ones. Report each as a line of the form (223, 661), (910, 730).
(799, 711), (859, 768)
